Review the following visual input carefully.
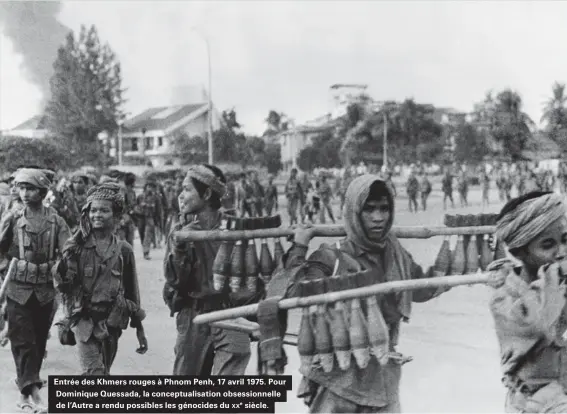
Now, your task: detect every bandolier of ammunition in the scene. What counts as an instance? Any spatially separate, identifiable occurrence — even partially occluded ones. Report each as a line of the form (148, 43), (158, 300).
(13, 213), (57, 285)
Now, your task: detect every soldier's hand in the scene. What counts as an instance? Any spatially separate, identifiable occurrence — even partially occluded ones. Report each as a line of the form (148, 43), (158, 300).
(136, 327), (148, 354)
(294, 223), (315, 246)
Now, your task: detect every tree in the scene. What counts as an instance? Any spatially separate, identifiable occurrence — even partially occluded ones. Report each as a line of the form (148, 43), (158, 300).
(491, 89), (534, 160)
(263, 143), (282, 174)
(263, 110), (290, 137)
(453, 123), (490, 163)
(297, 129), (343, 170)
(45, 25), (126, 166)
(172, 131), (208, 165)
(0, 136), (69, 173)
(541, 82), (567, 145)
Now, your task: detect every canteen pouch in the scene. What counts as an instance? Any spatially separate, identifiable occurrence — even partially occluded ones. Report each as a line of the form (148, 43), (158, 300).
(55, 318), (76, 346)
(106, 294), (130, 330)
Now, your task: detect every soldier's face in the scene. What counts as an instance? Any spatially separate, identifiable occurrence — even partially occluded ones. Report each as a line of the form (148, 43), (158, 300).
(178, 179), (207, 215)
(73, 179), (86, 193)
(360, 196), (391, 241)
(18, 183), (43, 205)
(517, 216), (567, 270)
(89, 199), (115, 230)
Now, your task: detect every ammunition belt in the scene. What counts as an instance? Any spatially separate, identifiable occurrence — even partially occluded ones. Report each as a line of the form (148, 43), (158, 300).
(13, 259), (55, 285)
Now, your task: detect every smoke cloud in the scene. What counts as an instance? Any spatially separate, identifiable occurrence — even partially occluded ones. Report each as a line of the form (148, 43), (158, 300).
(0, 1), (70, 111)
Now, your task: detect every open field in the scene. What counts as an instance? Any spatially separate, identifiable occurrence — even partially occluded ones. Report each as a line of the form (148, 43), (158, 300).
(0, 186), (508, 413)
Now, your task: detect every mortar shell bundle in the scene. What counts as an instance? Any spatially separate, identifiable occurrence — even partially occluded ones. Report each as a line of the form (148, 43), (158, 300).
(229, 219), (245, 293)
(313, 278), (334, 373)
(360, 271), (389, 366)
(433, 236), (451, 275)
(465, 235), (480, 274)
(245, 219), (259, 293)
(327, 276), (351, 370)
(273, 238), (285, 271)
(480, 234), (493, 270)
(212, 217), (234, 291)
(347, 274), (370, 369)
(451, 235), (466, 275)
(297, 280), (316, 368)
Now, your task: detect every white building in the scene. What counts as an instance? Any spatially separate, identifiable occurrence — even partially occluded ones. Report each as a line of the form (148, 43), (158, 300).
(6, 115), (48, 139)
(119, 103), (222, 167)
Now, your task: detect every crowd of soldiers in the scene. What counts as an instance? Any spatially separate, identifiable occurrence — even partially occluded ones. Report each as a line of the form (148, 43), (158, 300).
(3, 160), (567, 414)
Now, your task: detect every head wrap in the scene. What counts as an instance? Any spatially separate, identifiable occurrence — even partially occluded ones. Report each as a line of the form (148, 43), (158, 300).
(183, 165), (226, 196)
(77, 183), (125, 239)
(13, 168), (51, 189)
(496, 193), (567, 250)
(99, 175), (118, 184)
(343, 174), (394, 251)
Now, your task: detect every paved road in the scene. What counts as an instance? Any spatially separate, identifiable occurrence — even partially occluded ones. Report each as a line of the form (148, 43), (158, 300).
(0, 187), (508, 413)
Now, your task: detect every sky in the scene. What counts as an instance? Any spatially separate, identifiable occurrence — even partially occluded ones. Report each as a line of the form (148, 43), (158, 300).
(1, 1), (566, 136)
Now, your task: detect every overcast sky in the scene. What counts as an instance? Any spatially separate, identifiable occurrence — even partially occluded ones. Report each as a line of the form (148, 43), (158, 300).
(1, 1), (566, 135)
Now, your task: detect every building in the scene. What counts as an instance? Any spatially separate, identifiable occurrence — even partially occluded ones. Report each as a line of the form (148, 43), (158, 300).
(119, 103), (222, 167)
(329, 84), (369, 119)
(278, 115), (342, 172)
(6, 115), (48, 139)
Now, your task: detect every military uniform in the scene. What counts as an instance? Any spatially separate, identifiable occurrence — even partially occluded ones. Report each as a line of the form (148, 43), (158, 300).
(0, 204), (70, 395)
(285, 176), (303, 225)
(55, 235), (144, 375)
(136, 186), (161, 259)
(117, 185), (137, 247)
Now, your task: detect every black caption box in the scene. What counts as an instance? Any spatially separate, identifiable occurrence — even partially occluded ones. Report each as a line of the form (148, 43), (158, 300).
(48, 375), (293, 413)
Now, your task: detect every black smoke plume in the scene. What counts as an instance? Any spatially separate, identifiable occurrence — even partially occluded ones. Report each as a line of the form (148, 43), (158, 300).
(0, 1), (71, 110)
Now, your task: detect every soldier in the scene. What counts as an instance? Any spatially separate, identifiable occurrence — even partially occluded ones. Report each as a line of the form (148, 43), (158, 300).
(442, 169), (455, 210)
(53, 183), (148, 375)
(236, 173), (254, 218)
(285, 168), (304, 226)
(163, 164), (260, 375)
(273, 175), (450, 413)
(136, 180), (162, 260)
(221, 173), (237, 216)
(249, 170), (265, 217)
(163, 178), (179, 237)
(419, 172), (432, 211)
(405, 170), (419, 213)
(70, 172), (90, 212)
(457, 170), (469, 207)
(0, 168), (70, 413)
(489, 191), (567, 412)
(116, 173), (138, 247)
(317, 175), (335, 224)
(264, 175), (279, 216)
(481, 170), (490, 207)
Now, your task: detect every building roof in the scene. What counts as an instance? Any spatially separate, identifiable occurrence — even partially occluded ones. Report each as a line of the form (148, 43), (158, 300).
(11, 115), (48, 131)
(123, 103), (207, 133)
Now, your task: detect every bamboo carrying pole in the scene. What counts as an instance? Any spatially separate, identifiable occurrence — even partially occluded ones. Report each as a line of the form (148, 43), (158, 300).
(193, 272), (497, 325)
(175, 224), (496, 242)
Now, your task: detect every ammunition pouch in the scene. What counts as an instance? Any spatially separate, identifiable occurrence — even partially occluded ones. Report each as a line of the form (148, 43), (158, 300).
(106, 294), (130, 330)
(13, 259), (55, 285)
(55, 318), (76, 346)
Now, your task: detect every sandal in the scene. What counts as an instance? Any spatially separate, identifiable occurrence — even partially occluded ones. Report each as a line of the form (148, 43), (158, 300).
(17, 402), (35, 413)
(28, 402), (47, 414)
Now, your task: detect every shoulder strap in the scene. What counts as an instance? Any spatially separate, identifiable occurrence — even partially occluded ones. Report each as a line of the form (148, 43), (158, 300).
(17, 226), (25, 259)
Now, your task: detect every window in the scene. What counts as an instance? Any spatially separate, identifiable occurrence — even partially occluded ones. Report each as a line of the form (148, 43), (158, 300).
(158, 136), (163, 147)
(145, 137), (152, 150)
(132, 138), (138, 151)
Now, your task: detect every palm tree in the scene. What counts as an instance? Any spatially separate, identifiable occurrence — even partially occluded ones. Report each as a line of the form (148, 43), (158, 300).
(541, 82), (567, 135)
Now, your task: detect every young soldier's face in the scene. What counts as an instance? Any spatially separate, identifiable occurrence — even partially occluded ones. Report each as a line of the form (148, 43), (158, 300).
(73, 179), (86, 193)
(518, 216), (567, 269)
(89, 199), (115, 230)
(178, 179), (207, 215)
(18, 183), (43, 205)
(360, 196), (391, 241)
